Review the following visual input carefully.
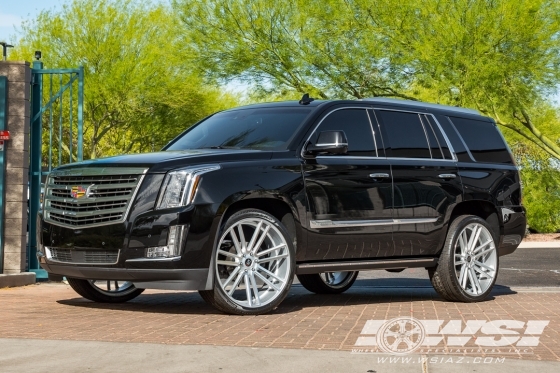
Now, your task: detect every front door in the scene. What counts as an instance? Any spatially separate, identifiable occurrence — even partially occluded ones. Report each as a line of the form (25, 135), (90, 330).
(373, 109), (463, 256)
(302, 107), (394, 261)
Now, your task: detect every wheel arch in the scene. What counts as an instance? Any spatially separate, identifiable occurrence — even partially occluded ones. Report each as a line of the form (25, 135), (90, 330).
(448, 200), (501, 244)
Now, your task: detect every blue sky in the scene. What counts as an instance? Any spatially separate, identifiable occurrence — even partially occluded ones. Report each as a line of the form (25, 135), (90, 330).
(0, 0), (64, 42)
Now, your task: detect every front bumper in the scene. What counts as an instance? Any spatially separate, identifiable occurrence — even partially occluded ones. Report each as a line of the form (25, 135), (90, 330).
(38, 255), (210, 290)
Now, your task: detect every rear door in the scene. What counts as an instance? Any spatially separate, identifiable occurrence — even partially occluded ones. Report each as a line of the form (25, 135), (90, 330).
(373, 109), (463, 256)
(302, 107), (394, 261)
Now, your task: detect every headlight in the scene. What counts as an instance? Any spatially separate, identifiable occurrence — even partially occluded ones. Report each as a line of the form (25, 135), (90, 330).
(156, 164), (220, 209)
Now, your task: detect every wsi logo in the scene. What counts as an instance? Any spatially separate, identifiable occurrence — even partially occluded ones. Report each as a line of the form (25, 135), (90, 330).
(355, 317), (549, 355)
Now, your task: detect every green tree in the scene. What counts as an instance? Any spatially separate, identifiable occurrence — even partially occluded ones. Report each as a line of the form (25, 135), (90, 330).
(173, 0), (560, 159)
(12, 0), (238, 159)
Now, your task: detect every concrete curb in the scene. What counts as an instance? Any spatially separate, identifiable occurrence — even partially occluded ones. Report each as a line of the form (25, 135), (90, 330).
(518, 241), (560, 248)
(0, 272), (36, 288)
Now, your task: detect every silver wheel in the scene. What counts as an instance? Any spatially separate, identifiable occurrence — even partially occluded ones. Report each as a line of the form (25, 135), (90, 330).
(215, 217), (292, 309)
(453, 222), (497, 296)
(88, 280), (136, 297)
(319, 271), (357, 289)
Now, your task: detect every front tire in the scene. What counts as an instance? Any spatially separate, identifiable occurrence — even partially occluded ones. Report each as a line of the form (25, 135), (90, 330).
(199, 209), (295, 315)
(297, 271), (359, 294)
(66, 278), (144, 303)
(429, 215), (499, 302)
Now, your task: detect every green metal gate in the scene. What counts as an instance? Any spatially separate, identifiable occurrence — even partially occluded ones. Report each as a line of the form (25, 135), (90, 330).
(28, 60), (84, 276)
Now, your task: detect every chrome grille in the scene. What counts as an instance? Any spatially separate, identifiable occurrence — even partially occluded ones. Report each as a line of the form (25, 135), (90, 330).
(44, 167), (146, 229)
(47, 248), (119, 264)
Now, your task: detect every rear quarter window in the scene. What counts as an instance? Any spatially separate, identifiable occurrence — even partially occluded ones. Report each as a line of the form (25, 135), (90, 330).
(447, 116), (512, 164)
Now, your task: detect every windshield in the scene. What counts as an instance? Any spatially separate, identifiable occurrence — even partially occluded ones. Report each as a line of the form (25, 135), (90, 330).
(166, 107), (312, 151)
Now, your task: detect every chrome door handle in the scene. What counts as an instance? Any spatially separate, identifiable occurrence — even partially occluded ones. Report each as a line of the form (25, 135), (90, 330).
(370, 173), (390, 179)
(438, 173), (457, 179)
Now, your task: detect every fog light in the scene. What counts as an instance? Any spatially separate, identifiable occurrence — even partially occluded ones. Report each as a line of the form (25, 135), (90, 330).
(145, 225), (187, 259)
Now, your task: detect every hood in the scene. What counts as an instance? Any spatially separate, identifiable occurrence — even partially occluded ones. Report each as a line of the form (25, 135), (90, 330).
(54, 149), (274, 173)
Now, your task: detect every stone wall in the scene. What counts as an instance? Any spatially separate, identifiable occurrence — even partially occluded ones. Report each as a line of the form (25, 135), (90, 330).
(0, 61), (31, 275)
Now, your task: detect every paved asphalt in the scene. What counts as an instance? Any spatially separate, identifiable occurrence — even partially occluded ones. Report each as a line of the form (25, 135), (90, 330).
(341, 247), (560, 289)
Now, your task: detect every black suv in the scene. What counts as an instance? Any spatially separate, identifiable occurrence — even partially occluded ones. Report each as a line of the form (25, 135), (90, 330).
(37, 97), (526, 315)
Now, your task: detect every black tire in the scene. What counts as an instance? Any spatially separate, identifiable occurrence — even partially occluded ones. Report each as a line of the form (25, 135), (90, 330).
(67, 278), (144, 303)
(199, 209), (295, 315)
(429, 215), (499, 302)
(297, 271), (359, 294)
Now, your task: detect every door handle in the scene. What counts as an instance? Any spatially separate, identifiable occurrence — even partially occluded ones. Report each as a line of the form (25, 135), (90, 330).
(438, 173), (457, 179)
(370, 173), (390, 179)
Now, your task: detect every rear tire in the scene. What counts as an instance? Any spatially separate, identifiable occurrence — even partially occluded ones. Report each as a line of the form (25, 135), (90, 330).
(67, 278), (144, 303)
(429, 215), (499, 302)
(297, 271), (359, 294)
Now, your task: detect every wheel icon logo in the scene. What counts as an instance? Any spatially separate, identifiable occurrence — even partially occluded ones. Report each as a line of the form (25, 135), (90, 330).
(376, 317), (426, 355)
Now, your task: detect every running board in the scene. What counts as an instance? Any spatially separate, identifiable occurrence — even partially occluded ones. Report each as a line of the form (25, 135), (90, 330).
(295, 257), (438, 275)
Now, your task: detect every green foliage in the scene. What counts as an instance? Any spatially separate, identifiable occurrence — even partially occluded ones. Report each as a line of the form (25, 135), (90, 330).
(173, 0), (560, 159)
(519, 157), (560, 233)
(12, 0), (238, 159)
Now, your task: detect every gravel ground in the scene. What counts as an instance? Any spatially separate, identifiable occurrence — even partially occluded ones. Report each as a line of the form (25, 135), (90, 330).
(523, 233), (560, 242)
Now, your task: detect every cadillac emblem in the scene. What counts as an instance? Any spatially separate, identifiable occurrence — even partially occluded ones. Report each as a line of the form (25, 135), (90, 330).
(70, 186), (87, 199)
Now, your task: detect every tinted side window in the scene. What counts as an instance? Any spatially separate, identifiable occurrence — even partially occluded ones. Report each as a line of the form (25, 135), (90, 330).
(448, 116), (512, 163)
(311, 109), (376, 156)
(376, 110), (431, 159)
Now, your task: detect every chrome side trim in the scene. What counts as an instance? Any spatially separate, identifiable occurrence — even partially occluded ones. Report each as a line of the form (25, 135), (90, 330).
(126, 256), (181, 263)
(309, 217), (438, 229)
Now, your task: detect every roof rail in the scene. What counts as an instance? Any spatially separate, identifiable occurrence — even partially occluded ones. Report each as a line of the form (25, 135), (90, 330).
(360, 98), (480, 115)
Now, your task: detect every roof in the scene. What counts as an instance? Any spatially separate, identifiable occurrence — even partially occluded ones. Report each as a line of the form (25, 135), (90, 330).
(361, 98), (480, 115)
(222, 97), (481, 116)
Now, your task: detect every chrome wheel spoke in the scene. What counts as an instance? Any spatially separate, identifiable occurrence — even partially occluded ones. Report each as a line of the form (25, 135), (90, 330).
(258, 253), (288, 263)
(228, 271), (245, 296)
(244, 274), (253, 307)
(459, 265), (468, 288)
(257, 264), (285, 284)
(249, 272), (261, 306)
(246, 221), (263, 253)
(227, 230), (243, 256)
(218, 249), (240, 259)
(474, 247), (494, 259)
(473, 240), (492, 254)
(474, 260), (494, 272)
(256, 244), (286, 257)
(217, 260), (240, 267)
(254, 270), (281, 291)
(222, 266), (241, 288)
(216, 217), (291, 309)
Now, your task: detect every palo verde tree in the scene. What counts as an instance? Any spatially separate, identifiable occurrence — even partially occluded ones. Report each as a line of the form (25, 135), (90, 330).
(12, 0), (237, 159)
(173, 0), (560, 159)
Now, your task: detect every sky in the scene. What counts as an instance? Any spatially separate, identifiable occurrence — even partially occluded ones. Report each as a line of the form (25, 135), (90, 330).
(0, 0), (64, 43)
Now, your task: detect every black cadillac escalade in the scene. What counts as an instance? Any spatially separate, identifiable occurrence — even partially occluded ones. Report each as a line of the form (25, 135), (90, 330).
(37, 97), (526, 315)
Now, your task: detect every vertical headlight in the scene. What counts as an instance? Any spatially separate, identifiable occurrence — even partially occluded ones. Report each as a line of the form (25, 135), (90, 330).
(156, 164), (220, 209)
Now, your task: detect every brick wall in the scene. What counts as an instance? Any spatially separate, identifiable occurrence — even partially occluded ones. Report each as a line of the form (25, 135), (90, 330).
(0, 61), (31, 274)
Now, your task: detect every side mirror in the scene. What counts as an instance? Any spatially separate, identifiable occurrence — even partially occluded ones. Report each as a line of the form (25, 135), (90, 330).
(306, 130), (348, 156)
